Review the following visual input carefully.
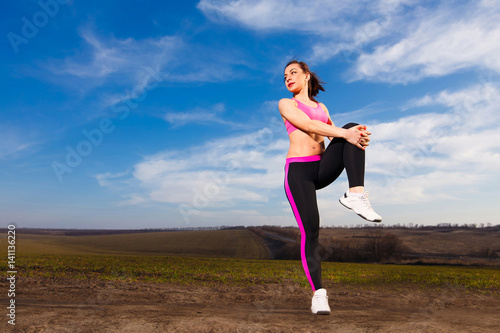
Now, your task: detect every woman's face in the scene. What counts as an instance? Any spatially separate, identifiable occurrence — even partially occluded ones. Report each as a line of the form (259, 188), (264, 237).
(284, 64), (309, 93)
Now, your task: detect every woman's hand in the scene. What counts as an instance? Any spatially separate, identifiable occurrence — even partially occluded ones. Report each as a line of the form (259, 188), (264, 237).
(344, 125), (371, 150)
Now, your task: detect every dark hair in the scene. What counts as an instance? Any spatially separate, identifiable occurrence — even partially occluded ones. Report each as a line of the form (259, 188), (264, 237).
(284, 59), (325, 102)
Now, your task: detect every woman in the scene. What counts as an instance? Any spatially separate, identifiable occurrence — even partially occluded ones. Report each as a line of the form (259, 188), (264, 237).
(279, 60), (382, 315)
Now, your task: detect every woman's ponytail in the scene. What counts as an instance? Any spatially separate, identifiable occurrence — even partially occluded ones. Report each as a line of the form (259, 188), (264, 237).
(308, 71), (325, 102)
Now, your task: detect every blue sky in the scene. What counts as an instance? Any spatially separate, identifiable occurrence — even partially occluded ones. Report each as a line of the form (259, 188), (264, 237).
(2, 0), (500, 229)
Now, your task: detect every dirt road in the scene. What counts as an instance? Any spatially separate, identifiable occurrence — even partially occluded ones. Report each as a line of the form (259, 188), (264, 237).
(3, 277), (500, 332)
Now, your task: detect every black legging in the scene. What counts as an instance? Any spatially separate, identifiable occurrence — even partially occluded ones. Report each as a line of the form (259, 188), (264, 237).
(284, 123), (364, 290)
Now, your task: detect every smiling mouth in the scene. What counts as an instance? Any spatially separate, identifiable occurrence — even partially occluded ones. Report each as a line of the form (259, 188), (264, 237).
(288, 82), (294, 87)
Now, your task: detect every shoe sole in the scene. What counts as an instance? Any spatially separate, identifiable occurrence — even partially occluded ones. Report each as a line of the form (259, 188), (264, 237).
(339, 199), (382, 223)
(314, 310), (331, 315)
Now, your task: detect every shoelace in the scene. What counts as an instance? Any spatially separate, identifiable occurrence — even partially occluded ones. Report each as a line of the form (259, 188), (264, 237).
(360, 192), (373, 209)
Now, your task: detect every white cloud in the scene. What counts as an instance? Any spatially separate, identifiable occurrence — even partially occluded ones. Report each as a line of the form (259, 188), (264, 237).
(197, 0), (411, 34)
(353, 1), (500, 82)
(44, 26), (247, 111)
(117, 194), (148, 206)
(52, 28), (180, 82)
(164, 103), (241, 128)
(0, 126), (38, 159)
(94, 171), (130, 187)
(95, 81), (500, 225)
(197, 0), (415, 62)
(199, 0), (500, 83)
(367, 82), (500, 203)
(39, 28), (180, 111)
(96, 124), (289, 211)
(298, 82), (500, 221)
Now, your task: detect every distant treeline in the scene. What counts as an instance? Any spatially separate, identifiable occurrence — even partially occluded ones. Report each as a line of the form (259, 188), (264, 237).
(2, 223), (499, 236)
(248, 223), (499, 231)
(2, 226), (246, 236)
(322, 223), (500, 231)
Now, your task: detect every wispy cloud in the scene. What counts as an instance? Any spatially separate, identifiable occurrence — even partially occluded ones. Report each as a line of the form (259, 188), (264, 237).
(164, 103), (240, 128)
(50, 28), (181, 82)
(367, 82), (500, 203)
(199, 0), (500, 84)
(38, 27), (183, 112)
(94, 171), (131, 187)
(353, 1), (500, 82)
(0, 125), (39, 160)
(42, 26), (248, 112)
(197, 0), (411, 35)
(198, 0), (415, 59)
(96, 123), (289, 208)
(95, 124), (289, 224)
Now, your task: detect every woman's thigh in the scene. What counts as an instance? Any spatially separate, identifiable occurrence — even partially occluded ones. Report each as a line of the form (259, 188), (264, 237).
(316, 139), (345, 189)
(285, 161), (320, 232)
(316, 123), (359, 189)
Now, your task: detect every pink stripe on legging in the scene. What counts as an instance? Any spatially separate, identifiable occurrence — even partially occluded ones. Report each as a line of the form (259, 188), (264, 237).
(284, 160), (316, 291)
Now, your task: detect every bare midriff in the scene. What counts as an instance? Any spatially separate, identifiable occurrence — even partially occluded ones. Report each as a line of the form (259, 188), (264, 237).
(285, 128), (325, 159)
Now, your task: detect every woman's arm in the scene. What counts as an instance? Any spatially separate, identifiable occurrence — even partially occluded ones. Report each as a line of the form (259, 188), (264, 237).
(279, 99), (346, 137)
(319, 102), (371, 147)
(318, 102), (335, 141)
(279, 98), (368, 149)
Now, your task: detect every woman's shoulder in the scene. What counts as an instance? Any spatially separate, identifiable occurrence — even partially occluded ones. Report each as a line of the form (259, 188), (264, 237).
(279, 98), (298, 108)
(318, 102), (329, 113)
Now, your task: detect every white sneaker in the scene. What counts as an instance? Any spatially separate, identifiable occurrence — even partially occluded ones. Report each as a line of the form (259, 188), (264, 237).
(311, 288), (331, 315)
(339, 191), (382, 223)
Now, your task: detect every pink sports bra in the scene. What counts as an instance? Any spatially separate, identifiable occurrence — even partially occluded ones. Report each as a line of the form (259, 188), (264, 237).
(285, 98), (329, 135)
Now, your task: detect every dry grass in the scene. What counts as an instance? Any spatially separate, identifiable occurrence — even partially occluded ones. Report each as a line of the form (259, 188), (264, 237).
(320, 227), (500, 257)
(5, 229), (269, 259)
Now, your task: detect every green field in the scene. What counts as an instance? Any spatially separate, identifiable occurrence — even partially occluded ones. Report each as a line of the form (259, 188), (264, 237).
(14, 255), (500, 294)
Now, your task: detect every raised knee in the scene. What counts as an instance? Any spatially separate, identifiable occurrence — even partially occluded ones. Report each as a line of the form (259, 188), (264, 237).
(343, 122), (359, 129)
